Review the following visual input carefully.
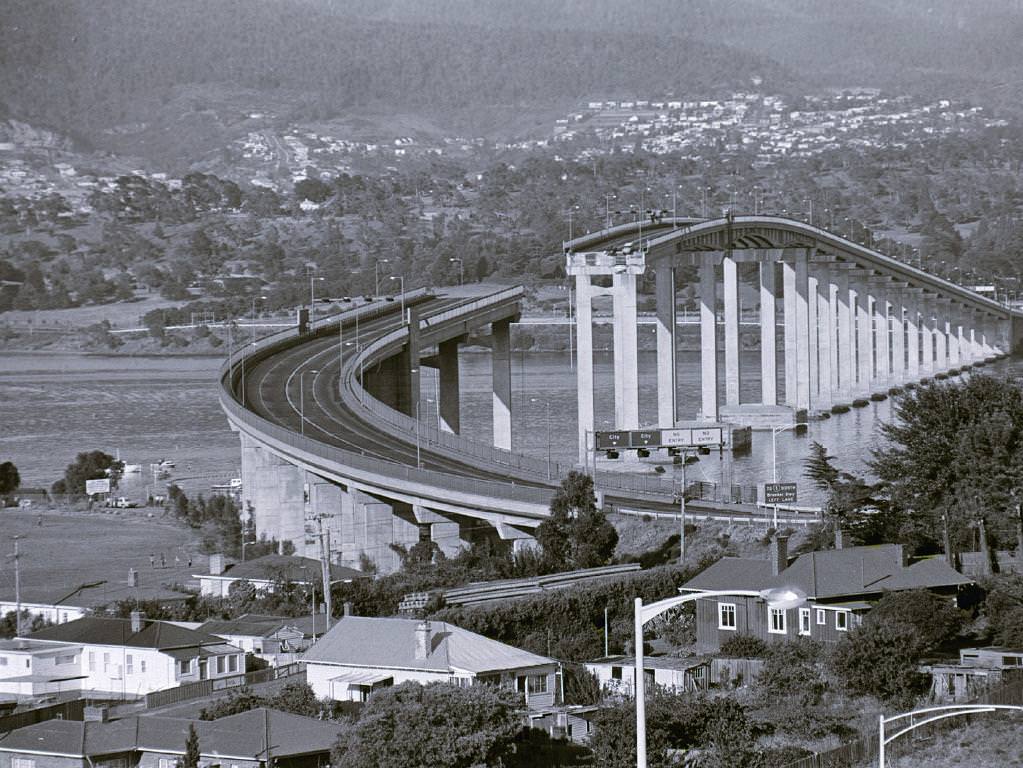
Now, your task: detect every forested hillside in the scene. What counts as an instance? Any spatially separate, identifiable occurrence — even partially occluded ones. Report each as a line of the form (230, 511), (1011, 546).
(0, 0), (787, 144)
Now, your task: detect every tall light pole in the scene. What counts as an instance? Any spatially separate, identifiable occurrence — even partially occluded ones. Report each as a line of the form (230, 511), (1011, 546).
(634, 587), (805, 767)
(299, 368), (319, 436)
(250, 294), (267, 344)
(374, 258), (389, 296)
(310, 276), (325, 323)
(530, 397), (552, 480)
(449, 257), (464, 285)
(389, 275), (406, 322)
(410, 366), (421, 468)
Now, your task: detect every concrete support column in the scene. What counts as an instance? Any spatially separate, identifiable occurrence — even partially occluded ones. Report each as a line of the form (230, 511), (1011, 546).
(935, 300), (950, 372)
(699, 259), (718, 422)
(723, 255), (741, 407)
(782, 260), (798, 407)
(948, 304), (961, 368)
(759, 259), (779, 406)
(492, 318), (513, 450)
(655, 262), (677, 426)
(794, 252), (811, 411)
(438, 338), (461, 434)
(873, 284), (890, 390)
(574, 275), (594, 466)
(808, 272), (820, 406)
(906, 291), (920, 381)
(955, 306), (967, 367)
(815, 266), (833, 410)
(920, 297), (935, 376)
(854, 281), (873, 396)
(613, 272), (640, 430)
(836, 268), (854, 402)
(890, 289), (906, 386)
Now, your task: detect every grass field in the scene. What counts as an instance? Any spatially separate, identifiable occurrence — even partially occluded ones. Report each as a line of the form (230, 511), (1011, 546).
(871, 715), (1023, 767)
(0, 509), (207, 603)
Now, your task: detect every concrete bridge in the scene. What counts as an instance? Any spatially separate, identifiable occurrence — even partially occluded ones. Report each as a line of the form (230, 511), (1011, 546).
(566, 214), (1019, 464)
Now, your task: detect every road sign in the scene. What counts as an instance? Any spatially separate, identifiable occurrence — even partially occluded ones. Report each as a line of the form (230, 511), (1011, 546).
(629, 430), (662, 448)
(595, 431), (629, 450)
(691, 427), (723, 446)
(763, 482), (798, 504)
(661, 428), (693, 447)
(85, 478), (111, 495)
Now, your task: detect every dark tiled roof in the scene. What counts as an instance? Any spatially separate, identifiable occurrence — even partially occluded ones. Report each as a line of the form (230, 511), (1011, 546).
(681, 545), (972, 600)
(206, 555), (366, 583)
(200, 613), (328, 639)
(0, 710), (339, 759)
(26, 617), (225, 649)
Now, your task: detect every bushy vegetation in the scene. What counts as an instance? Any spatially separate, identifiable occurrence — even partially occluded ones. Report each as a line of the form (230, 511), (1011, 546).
(199, 681), (323, 720)
(51, 450), (123, 495)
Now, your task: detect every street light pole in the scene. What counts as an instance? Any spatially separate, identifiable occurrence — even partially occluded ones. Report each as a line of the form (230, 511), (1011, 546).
(374, 259), (389, 296)
(449, 257), (464, 285)
(250, 294), (267, 344)
(634, 587), (805, 767)
(389, 275), (406, 322)
(310, 276), (325, 323)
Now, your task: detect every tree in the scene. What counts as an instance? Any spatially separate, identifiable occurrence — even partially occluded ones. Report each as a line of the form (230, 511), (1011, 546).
(829, 622), (930, 707)
(865, 589), (966, 652)
(0, 461), (20, 497)
(52, 450), (124, 494)
(331, 682), (523, 768)
(182, 723), (200, 768)
(536, 472), (618, 569)
(804, 441), (892, 543)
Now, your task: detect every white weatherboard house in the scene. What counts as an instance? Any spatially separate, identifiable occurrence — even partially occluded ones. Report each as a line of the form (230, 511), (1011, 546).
(303, 616), (560, 709)
(0, 614), (243, 701)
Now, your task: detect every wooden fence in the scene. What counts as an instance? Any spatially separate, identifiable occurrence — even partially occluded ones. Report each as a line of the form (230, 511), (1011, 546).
(0, 699), (86, 735)
(780, 678), (1023, 768)
(143, 662), (304, 710)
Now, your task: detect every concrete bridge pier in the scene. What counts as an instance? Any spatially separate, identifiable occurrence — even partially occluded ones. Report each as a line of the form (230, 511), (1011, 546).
(492, 318), (513, 450)
(936, 298), (951, 373)
(438, 338), (462, 434)
(906, 289), (921, 381)
(655, 262), (678, 426)
(723, 254), (742, 408)
(835, 266), (855, 404)
(699, 258), (719, 421)
(759, 259), (779, 407)
(889, 286), (907, 386)
(871, 279), (891, 393)
(814, 264), (834, 411)
(612, 271), (640, 430)
(920, 295), (936, 377)
(412, 505), (474, 558)
(574, 274), (595, 465)
(337, 489), (419, 574)
(853, 280), (874, 398)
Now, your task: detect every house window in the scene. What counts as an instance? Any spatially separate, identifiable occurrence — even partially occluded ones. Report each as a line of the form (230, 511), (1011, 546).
(103, 652), (110, 670)
(0, 656), (7, 666)
(835, 611), (849, 632)
(816, 609), (826, 625)
(216, 655), (226, 674)
(718, 603), (737, 630)
(799, 608), (811, 636)
(140, 659), (146, 674)
(611, 666), (622, 680)
(228, 655), (238, 673)
(768, 608), (787, 634)
(126, 654), (133, 675)
(12, 758), (36, 768)
(527, 674), (548, 694)
(160, 759), (176, 768)
(88, 651), (95, 672)
(178, 659), (191, 676)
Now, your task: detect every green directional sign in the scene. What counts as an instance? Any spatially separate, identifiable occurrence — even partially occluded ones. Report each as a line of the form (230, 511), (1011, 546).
(763, 482), (798, 504)
(629, 430), (662, 447)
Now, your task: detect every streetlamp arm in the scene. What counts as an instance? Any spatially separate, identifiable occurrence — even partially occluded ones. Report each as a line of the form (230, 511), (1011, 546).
(640, 589), (762, 625)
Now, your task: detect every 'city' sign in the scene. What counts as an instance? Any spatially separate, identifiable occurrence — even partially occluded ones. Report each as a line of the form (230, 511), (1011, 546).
(594, 431), (629, 450)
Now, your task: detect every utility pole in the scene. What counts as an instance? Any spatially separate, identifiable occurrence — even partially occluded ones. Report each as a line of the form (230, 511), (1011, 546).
(678, 454), (687, 565)
(12, 537), (21, 637)
(315, 516), (333, 631)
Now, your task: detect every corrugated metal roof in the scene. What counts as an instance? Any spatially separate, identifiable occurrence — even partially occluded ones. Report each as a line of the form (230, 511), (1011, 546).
(302, 616), (554, 674)
(26, 617), (227, 650)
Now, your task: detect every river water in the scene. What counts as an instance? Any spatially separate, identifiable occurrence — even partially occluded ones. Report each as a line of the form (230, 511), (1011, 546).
(2, 350), (1019, 506)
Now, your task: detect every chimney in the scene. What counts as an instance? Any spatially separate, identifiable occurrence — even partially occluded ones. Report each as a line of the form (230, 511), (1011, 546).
(414, 620), (432, 660)
(834, 526), (851, 550)
(128, 568), (138, 587)
(770, 535), (789, 576)
(343, 601), (354, 617)
(83, 706), (109, 723)
(892, 544), (910, 568)
(130, 610), (144, 634)
(209, 553), (224, 576)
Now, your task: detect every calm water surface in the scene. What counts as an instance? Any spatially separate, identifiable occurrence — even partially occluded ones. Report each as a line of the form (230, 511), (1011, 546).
(2, 350), (1019, 506)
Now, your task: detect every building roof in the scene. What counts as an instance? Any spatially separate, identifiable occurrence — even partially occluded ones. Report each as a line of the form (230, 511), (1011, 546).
(681, 545), (972, 600)
(0, 709), (339, 759)
(0, 580), (194, 610)
(587, 655), (709, 671)
(302, 616), (555, 674)
(25, 617), (228, 650)
(198, 613), (328, 640)
(199, 554), (367, 584)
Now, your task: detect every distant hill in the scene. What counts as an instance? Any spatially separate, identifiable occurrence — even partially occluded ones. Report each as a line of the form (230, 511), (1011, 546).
(3, 0), (1023, 166)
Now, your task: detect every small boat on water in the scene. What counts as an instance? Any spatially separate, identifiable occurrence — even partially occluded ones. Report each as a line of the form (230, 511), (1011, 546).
(123, 463), (143, 474)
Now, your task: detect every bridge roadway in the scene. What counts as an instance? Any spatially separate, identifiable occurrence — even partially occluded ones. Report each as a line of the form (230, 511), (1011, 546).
(227, 288), (804, 572)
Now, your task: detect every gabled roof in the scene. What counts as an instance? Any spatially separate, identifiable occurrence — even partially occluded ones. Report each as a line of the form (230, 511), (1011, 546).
(199, 613), (328, 640)
(200, 554), (366, 584)
(25, 617), (227, 650)
(0, 709), (339, 759)
(681, 545), (972, 600)
(302, 616), (555, 674)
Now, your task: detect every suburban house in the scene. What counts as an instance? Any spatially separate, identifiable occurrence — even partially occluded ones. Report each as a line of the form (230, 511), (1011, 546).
(196, 554), (366, 598)
(0, 708), (338, 768)
(199, 614), (328, 666)
(0, 614), (244, 700)
(924, 646), (1023, 703)
(303, 616), (560, 710)
(681, 533), (974, 653)
(585, 655), (711, 697)
(0, 572), (194, 626)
